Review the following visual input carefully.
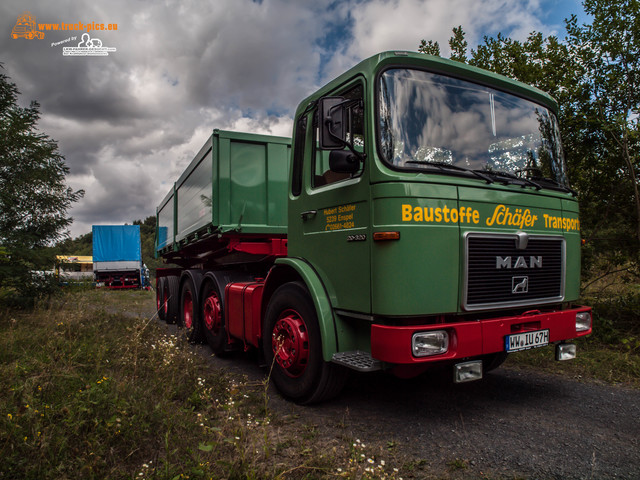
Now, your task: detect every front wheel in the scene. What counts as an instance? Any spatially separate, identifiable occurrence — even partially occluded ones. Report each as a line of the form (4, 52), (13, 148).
(263, 282), (347, 404)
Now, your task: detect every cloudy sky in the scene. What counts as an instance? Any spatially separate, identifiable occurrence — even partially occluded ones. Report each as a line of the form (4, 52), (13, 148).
(1, 0), (586, 239)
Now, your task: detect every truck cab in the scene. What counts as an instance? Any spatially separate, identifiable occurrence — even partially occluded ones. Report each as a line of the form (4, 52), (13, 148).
(284, 51), (590, 380)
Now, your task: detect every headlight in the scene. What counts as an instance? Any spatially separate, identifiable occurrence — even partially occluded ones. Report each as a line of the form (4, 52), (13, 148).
(576, 311), (591, 332)
(412, 331), (448, 357)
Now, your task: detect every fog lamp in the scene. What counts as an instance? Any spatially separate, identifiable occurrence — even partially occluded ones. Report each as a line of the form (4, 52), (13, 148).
(412, 331), (448, 357)
(576, 311), (591, 332)
(556, 343), (577, 361)
(454, 360), (483, 383)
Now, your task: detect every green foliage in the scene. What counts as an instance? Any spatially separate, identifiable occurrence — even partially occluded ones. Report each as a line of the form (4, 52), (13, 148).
(417, 38), (440, 56)
(448, 26), (468, 63)
(0, 290), (411, 479)
(566, 0), (640, 266)
(0, 67), (84, 306)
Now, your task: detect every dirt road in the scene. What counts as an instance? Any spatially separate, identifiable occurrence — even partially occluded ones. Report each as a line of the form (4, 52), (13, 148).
(203, 347), (639, 479)
(137, 290), (640, 478)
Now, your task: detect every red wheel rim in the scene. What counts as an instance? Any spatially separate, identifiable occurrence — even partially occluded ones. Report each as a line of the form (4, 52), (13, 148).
(271, 309), (309, 377)
(203, 292), (221, 334)
(183, 290), (193, 329)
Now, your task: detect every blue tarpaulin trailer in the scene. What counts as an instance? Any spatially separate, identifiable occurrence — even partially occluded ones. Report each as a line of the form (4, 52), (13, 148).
(93, 225), (146, 289)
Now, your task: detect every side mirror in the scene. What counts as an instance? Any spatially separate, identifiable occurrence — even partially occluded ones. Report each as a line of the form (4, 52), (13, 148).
(319, 96), (346, 149)
(329, 149), (359, 174)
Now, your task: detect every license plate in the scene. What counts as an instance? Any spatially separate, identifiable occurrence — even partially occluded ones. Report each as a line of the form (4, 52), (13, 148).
(505, 329), (549, 352)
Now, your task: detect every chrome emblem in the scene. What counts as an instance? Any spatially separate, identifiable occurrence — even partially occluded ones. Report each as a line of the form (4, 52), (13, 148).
(496, 256), (542, 269)
(512, 276), (529, 294)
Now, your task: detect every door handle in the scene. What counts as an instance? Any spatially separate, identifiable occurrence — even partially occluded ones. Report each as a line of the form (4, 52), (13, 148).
(300, 210), (317, 220)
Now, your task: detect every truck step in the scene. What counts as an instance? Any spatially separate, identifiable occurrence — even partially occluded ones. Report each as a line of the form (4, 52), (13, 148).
(331, 351), (381, 372)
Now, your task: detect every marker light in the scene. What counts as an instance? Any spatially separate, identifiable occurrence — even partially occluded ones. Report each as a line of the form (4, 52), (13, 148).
(412, 331), (448, 357)
(576, 311), (592, 332)
(373, 231), (400, 241)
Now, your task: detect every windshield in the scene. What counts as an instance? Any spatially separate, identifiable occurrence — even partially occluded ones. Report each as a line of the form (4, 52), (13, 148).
(378, 68), (569, 188)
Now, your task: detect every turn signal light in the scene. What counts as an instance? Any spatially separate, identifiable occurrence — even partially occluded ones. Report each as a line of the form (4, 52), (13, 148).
(373, 231), (400, 241)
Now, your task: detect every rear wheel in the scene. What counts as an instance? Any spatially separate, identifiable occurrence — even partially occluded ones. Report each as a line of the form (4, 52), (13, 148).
(164, 276), (179, 324)
(180, 276), (204, 343)
(263, 282), (347, 404)
(201, 280), (229, 355)
(156, 277), (166, 321)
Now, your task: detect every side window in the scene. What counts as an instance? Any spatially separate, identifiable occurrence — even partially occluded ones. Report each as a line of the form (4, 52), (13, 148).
(291, 115), (307, 196)
(312, 83), (364, 188)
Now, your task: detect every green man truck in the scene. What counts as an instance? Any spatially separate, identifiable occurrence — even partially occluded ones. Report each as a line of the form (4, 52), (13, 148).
(155, 51), (592, 403)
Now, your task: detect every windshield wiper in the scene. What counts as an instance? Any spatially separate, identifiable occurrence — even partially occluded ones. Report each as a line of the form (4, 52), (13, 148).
(481, 170), (542, 190)
(531, 176), (578, 196)
(405, 161), (494, 184)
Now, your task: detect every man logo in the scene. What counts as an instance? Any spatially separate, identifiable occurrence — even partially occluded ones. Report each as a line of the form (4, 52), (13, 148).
(512, 276), (529, 294)
(496, 256), (542, 269)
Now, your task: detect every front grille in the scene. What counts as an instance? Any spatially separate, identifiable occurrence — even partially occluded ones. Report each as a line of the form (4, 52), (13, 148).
(463, 233), (565, 310)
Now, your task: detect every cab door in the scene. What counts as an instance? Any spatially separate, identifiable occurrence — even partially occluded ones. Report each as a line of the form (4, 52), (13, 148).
(287, 80), (371, 314)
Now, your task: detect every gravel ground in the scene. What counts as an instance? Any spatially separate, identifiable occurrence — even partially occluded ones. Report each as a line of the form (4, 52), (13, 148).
(129, 290), (640, 479)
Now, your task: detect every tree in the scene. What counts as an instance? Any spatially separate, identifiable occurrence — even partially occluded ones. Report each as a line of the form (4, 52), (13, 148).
(0, 67), (84, 305)
(566, 0), (640, 246)
(449, 26), (468, 63)
(418, 39), (440, 56)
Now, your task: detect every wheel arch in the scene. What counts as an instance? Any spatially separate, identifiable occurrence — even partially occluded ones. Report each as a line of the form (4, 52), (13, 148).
(263, 258), (338, 362)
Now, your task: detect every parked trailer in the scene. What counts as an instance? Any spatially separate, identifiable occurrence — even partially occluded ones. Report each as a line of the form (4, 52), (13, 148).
(156, 51), (592, 403)
(93, 225), (144, 289)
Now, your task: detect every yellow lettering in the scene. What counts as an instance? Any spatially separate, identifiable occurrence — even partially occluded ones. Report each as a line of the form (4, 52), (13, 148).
(424, 207), (434, 222)
(402, 204), (412, 221)
(443, 205), (450, 222)
(487, 205), (505, 226)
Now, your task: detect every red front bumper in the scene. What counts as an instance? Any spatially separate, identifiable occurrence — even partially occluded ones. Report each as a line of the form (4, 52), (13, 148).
(370, 307), (592, 364)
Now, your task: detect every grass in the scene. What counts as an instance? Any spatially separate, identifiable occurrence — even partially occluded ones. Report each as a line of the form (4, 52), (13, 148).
(0, 290), (407, 480)
(1, 287), (638, 479)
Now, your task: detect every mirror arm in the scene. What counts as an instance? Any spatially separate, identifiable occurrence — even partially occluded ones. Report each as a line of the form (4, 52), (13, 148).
(324, 99), (366, 161)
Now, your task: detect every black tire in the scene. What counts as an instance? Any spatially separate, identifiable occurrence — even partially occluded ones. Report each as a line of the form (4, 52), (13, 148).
(156, 277), (166, 321)
(180, 276), (204, 343)
(263, 282), (348, 404)
(164, 276), (180, 324)
(483, 351), (509, 372)
(201, 280), (229, 355)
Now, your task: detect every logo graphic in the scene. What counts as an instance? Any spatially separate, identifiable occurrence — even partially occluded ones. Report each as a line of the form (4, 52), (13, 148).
(63, 33), (116, 56)
(496, 255), (542, 269)
(512, 276), (529, 294)
(11, 11), (44, 40)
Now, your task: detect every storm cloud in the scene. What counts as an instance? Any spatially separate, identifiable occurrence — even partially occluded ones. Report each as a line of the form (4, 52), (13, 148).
(0, 0), (578, 238)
